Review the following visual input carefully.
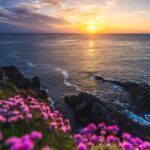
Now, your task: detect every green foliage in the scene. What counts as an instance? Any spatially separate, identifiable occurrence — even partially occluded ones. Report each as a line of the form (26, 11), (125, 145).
(0, 83), (76, 150)
(0, 111), (75, 150)
(91, 144), (120, 150)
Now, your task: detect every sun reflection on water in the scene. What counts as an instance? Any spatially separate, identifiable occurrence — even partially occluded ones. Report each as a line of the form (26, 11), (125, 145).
(81, 36), (99, 72)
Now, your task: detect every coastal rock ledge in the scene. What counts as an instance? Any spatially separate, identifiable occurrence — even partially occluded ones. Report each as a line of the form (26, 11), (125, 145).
(65, 92), (150, 140)
(0, 65), (47, 99)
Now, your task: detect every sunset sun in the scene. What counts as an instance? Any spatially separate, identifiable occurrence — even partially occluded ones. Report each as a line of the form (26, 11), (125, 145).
(87, 25), (97, 33)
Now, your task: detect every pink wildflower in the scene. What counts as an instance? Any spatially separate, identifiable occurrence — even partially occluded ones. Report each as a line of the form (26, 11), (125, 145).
(122, 133), (131, 141)
(130, 137), (143, 146)
(106, 135), (119, 144)
(139, 142), (150, 150)
(74, 134), (82, 144)
(22, 140), (34, 150)
(77, 143), (87, 150)
(41, 112), (48, 120)
(0, 108), (7, 113)
(87, 142), (93, 148)
(0, 115), (6, 123)
(49, 122), (57, 129)
(101, 129), (106, 135)
(88, 123), (97, 131)
(10, 143), (24, 150)
(21, 105), (29, 114)
(99, 136), (105, 143)
(60, 126), (68, 133)
(21, 134), (30, 142)
(98, 123), (106, 128)
(0, 131), (3, 141)
(8, 116), (18, 123)
(91, 135), (98, 143)
(42, 146), (51, 150)
(65, 119), (70, 124)
(107, 125), (119, 134)
(120, 141), (133, 150)
(5, 137), (20, 145)
(25, 113), (33, 120)
(30, 131), (42, 140)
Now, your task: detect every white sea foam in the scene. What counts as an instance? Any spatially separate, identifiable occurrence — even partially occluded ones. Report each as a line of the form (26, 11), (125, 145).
(144, 114), (150, 122)
(113, 85), (123, 92)
(40, 87), (54, 108)
(122, 110), (150, 126)
(40, 88), (49, 93)
(48, 97), (55, 109)
(90, 76), (95, 80)
(27, 61), (35, 67)
(55, 67), (81, 91)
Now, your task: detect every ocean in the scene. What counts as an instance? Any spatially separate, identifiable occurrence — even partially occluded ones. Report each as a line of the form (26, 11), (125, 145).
(0, 33), (150, 112)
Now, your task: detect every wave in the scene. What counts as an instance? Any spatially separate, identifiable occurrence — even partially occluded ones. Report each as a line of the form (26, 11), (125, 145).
(55, 67), (81, 92)
(27, 61), (36, 67)
(91, 74), (124, 92)
(122, 110), (150, 126)
(40, 87), (55, 109)
(12, 55), (36, 68)
(48, 97), (55, 109)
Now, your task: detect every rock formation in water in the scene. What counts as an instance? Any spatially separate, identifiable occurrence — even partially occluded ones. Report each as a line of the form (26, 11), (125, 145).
(65, 75), (150, 140)
(93, 75), (150, 114)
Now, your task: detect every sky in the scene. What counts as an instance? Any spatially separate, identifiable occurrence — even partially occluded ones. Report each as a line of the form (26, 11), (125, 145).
(0, 0), (150, 33)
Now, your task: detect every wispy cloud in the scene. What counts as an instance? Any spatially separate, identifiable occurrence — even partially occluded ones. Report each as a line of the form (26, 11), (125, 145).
(0, 3), (67, 32)
(42, 0), (60, 5)
(0, 0), (150, 33)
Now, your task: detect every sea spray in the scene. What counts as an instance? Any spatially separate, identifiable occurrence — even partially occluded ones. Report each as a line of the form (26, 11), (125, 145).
(55, 67), (81, 92)
(40, 87), (55, 109)
(27, 61), (35, 68)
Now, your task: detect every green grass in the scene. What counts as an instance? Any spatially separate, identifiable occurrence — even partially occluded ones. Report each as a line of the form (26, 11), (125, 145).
(0, 81), (46, 102)
(91, 145), (120, 150)
(0, 82), (75, 150)
(0, 112), (75, 150)
(0, 82), (121, 150)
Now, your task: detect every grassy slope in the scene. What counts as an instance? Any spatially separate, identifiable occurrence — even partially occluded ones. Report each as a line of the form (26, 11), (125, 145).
(0, 82), (119, 150)
(0, 82), (75, 150)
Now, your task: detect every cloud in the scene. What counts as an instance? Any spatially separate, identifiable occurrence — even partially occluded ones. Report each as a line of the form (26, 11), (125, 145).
(105, 0), (117, 8)
(0, 4), (67, 32)
(122, 10), (150, 18)
(0, 0), (149, 33)
(42, 0), (60, 5)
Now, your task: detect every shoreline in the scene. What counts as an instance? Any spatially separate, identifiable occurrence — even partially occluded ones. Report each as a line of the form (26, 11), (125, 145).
(0, 65), (150, 140)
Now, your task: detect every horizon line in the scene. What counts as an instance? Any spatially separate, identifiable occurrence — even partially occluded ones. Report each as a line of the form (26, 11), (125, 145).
(1, 32), (150, 34)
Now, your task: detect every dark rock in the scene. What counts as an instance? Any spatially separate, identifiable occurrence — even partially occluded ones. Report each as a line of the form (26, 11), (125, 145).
(40, 90), (48, 99)
(65, 92), (150, 140)
(65, 92), (98, 124)
(93, 75), (105, 81)
(121, 82), (150, 113)
(0, 66), (48, 100)
(93, 75), (123, 86)
(32, 76), (40, 89)
(93, 75), (150, 114)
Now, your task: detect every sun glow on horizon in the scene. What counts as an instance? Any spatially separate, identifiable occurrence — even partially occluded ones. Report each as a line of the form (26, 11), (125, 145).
(87, 24), (97, 33)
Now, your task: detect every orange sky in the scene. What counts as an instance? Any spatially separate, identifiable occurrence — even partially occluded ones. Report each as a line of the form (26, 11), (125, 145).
(0, 0), (150, 33)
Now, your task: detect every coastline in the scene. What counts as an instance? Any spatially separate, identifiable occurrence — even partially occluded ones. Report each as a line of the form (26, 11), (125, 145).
(0, 65), (150, 150)
(0, 65), (150, 140)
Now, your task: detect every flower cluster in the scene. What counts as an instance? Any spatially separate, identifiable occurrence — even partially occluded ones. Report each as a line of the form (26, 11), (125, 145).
(0, 130), (3, 141)
(4, 131), (42, 150)
(74, 123), (150, 150)
(0, 96), (71, 133)
(0, 96), (150, 150)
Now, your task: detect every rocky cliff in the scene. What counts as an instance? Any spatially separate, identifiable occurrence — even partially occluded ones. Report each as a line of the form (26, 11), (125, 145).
(0, 65), (47, 100)
(65, 76), (150, 140)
